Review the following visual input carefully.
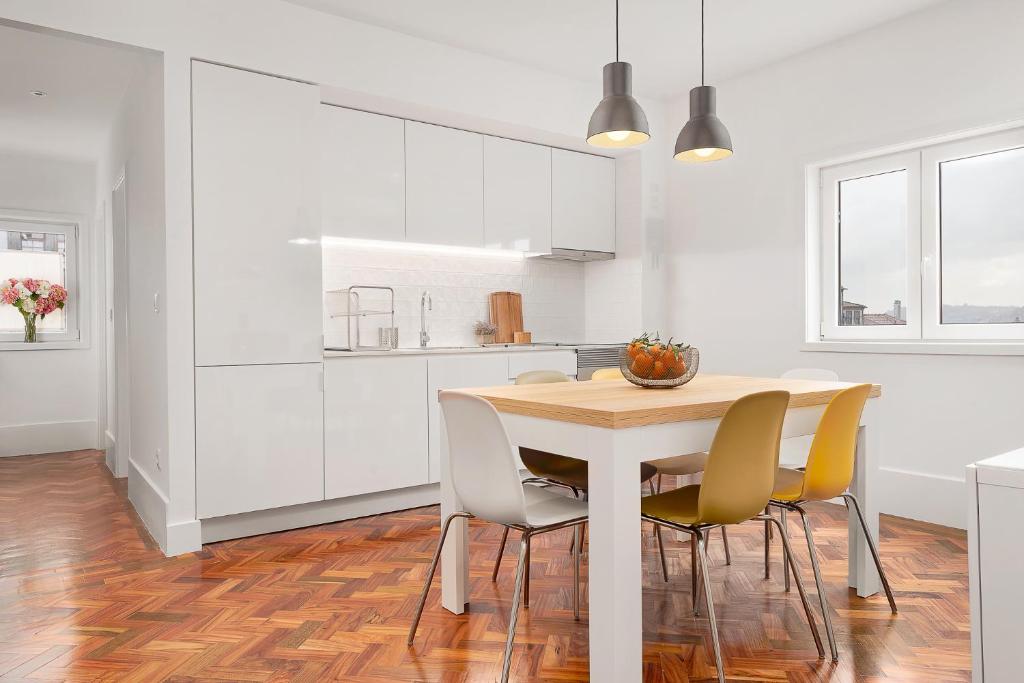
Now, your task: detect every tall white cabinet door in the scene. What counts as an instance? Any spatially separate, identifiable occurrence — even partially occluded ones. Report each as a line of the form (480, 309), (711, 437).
(192, 62), (323, 366)
(196, 363), (324, 519)
(320, 106), (405, 241)
(551, 149), (616, 253)
(484, 136), (552, 253)
(324, 357), (429, 499)
(427, 354), (510, 482)
(405, 121), (484, 247)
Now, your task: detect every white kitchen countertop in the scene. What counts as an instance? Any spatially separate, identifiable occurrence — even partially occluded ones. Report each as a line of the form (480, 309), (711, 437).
(324, 344), (578, 358)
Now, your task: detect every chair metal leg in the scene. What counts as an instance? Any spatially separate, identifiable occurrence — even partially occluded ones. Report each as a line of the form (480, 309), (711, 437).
(572, 524), (581, 620)
(648, 479), (657, 496)
(654, 523), (669, 582)
(781, 507), (791, 592)
(694, 530), (725, 683)
(492, 526), (509, 582)
(500, 531), (531, 683)
(656, 472), (663, 494)
(524, 534), (531, 608)
(764, 515), (826, 658)
(721, 526), (732, 566)
(691, 533), (700, 615)
(795, 506), (839, 661)
(843, 493), (898, 614)
(408, 513), (466, 645)
(764, 506), (771, 579)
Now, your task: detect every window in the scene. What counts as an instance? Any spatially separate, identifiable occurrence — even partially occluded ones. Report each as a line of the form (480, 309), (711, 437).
(814, 126), (1024, 344)
(0, 218), (79, 343)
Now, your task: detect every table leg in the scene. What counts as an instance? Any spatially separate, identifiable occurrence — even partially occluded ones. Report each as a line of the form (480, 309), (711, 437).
(849, 402), (881, 597)
(586, 429), (643, 682)
(440, 420), (469, 614)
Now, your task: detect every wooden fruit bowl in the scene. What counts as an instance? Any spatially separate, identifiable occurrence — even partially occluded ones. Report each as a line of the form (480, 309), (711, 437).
(619, 346), (700, 389)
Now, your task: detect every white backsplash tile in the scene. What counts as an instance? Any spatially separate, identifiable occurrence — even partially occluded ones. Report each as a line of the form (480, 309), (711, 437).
(323, 244), (585, 348)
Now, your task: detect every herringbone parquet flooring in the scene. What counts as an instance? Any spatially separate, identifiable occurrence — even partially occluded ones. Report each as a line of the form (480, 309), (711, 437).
(0, 450), (970, 681)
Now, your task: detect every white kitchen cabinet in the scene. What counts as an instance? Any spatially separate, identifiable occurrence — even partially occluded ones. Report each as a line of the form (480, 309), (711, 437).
(427, 353), (510, 482)
(191, 62), (323, 366)
(551, 149), (616, 253)
(320, 106), (405, 242)
(484, 136), (552, 253)
(968, 449), (1024, 682)
(507, 350), (577, 380)
(405, 121), (484, 247)
(324, 356), (429, 498)
(196, 363), (324, 519)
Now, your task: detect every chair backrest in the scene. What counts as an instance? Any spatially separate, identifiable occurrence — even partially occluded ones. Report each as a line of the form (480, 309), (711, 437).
(516, 370), (571, 385)
(800, 383), (873, 501)
(781, 368), (839, 381)
(591, 367), (624, 381)
(697, 391), (790, 525)
(438, 391), (528, 526)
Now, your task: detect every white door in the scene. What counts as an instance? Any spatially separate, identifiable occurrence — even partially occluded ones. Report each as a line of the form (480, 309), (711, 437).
(427, 353), (509, 482)
(320, 105), (405, 242)
(191, 61), (323, 366)
(551, 149), (616, 253)
(324, 356), (429, 499)
(195, 363), (324, 518)
(405, 121), (484, 247)
(484, 136), (552, 253)
(111, 173), (130, 477)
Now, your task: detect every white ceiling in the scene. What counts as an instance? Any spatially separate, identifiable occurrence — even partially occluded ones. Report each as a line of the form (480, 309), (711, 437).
(285, 0), (945, 100)
(0, 25), (145, 160)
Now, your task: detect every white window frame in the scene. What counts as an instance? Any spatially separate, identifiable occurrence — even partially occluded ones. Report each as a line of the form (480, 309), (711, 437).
(819, 151), (922, 341)
(809, 122), (1024, 351)
(0, 212), (82, 347)
(921, 127), (1024, 340)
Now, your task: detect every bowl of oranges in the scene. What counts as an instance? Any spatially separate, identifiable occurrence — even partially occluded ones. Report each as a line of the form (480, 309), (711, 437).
(620, 334), (699, 389)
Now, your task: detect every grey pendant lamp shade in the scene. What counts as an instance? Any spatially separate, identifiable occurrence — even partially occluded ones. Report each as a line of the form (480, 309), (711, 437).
(587, 0), (650, 148)
(674, 0), (733, 162)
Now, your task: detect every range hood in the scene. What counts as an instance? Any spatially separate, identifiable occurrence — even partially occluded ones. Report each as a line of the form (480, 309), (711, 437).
(531, 247), (615, 262)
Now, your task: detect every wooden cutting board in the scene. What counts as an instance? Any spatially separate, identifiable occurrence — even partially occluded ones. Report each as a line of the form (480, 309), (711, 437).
(489, 291), (523, 343)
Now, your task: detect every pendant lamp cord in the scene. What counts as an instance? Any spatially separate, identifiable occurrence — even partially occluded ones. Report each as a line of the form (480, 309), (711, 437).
(700, 0), (705, 85)
(615, 0), (620, 62)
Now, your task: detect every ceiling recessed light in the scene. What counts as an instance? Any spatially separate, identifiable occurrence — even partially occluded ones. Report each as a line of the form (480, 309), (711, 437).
(29, 90), (47, 97)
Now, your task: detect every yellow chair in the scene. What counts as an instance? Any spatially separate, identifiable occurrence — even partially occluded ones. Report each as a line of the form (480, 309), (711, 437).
(590, 367), (624, 381)
(641, 391), (825, 683)
(768, 383), (896, 662)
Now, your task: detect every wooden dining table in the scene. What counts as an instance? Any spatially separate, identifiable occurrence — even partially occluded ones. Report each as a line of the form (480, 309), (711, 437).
(439, 374), (882, 682)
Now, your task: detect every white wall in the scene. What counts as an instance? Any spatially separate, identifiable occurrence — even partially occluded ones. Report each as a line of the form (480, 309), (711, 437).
(0, 151), (99, 457)
(323, 243), (585, 349)
(666, 0), (1024, 528)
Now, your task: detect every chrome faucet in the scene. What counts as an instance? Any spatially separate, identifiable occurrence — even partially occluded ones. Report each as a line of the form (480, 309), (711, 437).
(420, 291), (432, 348)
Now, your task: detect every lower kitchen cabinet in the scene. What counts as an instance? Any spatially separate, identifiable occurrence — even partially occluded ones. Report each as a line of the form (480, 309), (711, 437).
(324, 356), (429, 498)
(427, 354), (511, 482)
(196, 363), (325, 519)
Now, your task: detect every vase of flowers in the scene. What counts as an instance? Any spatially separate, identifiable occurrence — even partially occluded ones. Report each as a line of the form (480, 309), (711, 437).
(1, 278), (68, 343)
(474, 320), (497, 345)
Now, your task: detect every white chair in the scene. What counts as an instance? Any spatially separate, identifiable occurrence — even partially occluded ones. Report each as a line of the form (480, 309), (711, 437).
(407, 391), (588, 683)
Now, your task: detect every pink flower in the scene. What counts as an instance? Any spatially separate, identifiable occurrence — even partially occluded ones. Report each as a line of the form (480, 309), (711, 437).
(35, 297), (57, 316)
(49, 284), (68, 303)
(22, 278), (38, 293)
(6, 278), (16, 287)
(1, 286), (18, 305)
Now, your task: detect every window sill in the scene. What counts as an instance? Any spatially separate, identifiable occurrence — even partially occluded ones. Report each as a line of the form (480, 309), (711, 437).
(0, 338), (88, 352)
(803, 340), (1024, 356)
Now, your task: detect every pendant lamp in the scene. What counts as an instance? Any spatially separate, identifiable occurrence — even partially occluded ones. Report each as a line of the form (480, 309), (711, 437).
(674, 0), (732, 162)
(587, 0), (649, 148)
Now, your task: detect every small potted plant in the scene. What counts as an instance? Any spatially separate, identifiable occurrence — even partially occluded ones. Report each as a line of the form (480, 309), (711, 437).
(1, 278), (68, 343)
(474, 320), (497, 345)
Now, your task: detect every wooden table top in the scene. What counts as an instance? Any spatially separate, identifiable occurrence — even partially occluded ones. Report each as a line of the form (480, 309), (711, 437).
(460, 374), (882, 429)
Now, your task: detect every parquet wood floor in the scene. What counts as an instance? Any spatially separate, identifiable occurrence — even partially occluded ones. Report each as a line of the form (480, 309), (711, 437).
(0, 450), (971, 681)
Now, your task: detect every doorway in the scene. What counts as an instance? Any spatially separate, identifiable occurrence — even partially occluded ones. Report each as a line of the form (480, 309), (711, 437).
(108, 171), (131, 477)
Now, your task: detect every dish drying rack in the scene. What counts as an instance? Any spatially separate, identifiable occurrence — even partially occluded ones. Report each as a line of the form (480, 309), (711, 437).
(327, 285), (396, 351)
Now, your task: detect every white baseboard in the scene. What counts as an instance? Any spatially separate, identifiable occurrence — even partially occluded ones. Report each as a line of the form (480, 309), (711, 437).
(0, 420), (98, 457)
(166, 519), (202, 556)
(877, 466), (965, 529)
(104, 429), (117, 475)
(201, 483), (441, 544)
(127, 457), (169, 550)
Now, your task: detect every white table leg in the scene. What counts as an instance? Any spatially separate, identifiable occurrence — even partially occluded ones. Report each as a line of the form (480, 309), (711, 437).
(439, 418), (469, 614)
(586, 428), (643, 682)
(849, 400), (881, 597)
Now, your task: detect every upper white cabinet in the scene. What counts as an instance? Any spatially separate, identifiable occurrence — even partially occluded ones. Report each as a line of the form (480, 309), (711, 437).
(320, 106), (405, 242)
(484, 137), (552, 253)
(191, 62), (323, 366)
(551, 149), (616, 253)
(196, 363), (324, 519)
(324, 356), (429, 499)
(405, 121), (484, 247)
